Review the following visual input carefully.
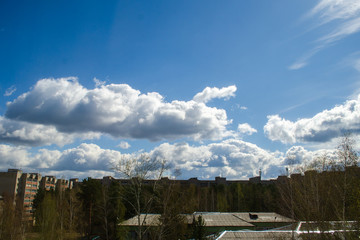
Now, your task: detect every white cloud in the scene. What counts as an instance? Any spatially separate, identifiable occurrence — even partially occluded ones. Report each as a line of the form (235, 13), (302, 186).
(319, 16), (360, 44)
(0, 144), (30, 169)
(1, 138), (347, 180)
(288, 62), (308, 70)
(0, 139), (288, 180)
(264, 94), (360, 144)
(237, 123), (257, 136)
(284, 146), (338, 173)
(54, 143), (121, 171)
(0, 116), (100, 146)
(353, 58), (360, 72)
(193, 85), (237, 103)
(0, 143), (121, 172)
(290, 0), (360, 70)
(5, 78), (234, 142)
(2, 140), (342, 180)
(309, 0), (360, 24)
(4, 85), (16, 96)
(118, 141), (131, 149)
(94, 77), (106, 87)
(150, 139), (285, 179)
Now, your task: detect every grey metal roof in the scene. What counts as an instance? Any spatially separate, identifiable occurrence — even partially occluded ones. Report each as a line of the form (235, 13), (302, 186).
(191, 213), (254, 227)
(216, 231), (294, 240)
(120, 214), (161, 226)
(120, 212), (294, 227)
(233, 212), (295, 223)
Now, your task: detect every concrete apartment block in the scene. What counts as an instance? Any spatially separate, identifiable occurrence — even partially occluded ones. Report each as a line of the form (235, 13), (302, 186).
(0, 169), (23, 201)
(39, 176), (57, 191)
(18, 172), (41, 217)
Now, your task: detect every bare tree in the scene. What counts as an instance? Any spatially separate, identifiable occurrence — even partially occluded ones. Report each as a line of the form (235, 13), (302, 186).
(277, 133), (360, 239)
(113, 153), (167, 240)
(335, 133), (358, 221)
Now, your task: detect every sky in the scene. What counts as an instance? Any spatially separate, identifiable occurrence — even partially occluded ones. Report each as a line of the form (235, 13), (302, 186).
(1, 0), (360, 180)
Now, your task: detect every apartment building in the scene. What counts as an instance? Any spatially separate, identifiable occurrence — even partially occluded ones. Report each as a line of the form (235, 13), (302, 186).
(39, 175), (56, 191)
(56, 179), (71, 191)
(0, 169), (23, 201)
(17, 173), (41, 217)
(0, 169), (74, 221)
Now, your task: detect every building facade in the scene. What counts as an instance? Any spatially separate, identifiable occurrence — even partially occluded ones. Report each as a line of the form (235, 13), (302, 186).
(17, 173), (42, 218)
(0, 169), (23, 201)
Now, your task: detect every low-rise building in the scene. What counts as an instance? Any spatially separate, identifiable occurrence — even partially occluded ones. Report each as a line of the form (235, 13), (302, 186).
(120, 212), (295, 239)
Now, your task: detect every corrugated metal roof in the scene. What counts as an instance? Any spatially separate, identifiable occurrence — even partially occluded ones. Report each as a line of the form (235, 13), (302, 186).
(120, 214), (160, 226)
(120, 212), (294, 227)
(216, 230), (294, 239)
(191, 213), (254, 227)
(233, 212), (295, 223)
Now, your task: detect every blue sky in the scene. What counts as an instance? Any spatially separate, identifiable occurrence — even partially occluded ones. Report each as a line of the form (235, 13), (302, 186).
(1, 0), (360, 180)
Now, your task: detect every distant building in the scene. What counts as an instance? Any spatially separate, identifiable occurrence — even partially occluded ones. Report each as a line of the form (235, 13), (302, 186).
(39, 176), (56, 191)
(17, 172), (41, 218)
(97, 173), (274, 188)
(121, 212), (295, 239)
(216, 221), (360, 240)
(56, 179), (71, 191)
(0, 169), (73, 221)
(69, 178), (79, 188)
(0, 169), (23, 201)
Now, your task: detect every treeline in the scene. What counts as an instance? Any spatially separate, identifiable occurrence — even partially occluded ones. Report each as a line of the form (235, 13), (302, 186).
(28, 178), (280, 240)
(1, 135), (360, 239)
(2, 167), (360, 239)
(30, 164), (360, 240)
(277, 134), (360, 223)
(277, 166), (360, 222)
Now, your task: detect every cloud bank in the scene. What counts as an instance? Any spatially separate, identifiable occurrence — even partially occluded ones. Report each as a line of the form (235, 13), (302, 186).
(264, 94), (360, 144)
(4, 78), (235, 142)
(0, 139), (288, 180)
(0, 117), (99, 146)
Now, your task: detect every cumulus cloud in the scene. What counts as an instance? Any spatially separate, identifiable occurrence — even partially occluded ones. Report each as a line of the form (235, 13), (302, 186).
(5, 78), (233, 141)
(264, 95), (360, 144)
(0, 144), (30, 169)
(237, 123), (257, 136)
(0, 116), (99, 146)
(118, 141), (131, 149)
(290, 0), (360, 70)
(284, 146), (337, 172)
(150, 139), (284, 179)
(1, 138), (345, 180)
(0, 143), (122, 173)
(0, 138), (288, 180)
(193, 85), (237, 103)
(4, 85), (16, 96)
(53, 143), (122, 171)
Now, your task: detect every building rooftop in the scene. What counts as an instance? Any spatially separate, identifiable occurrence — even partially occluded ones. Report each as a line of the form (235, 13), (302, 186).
(120, 212), (294, 228)
(216, 230), (294, 240)
(191, 213), (254, 227)
(215, 221), (360, 240)
(120, 214), (161, 226)
(233, 212), (295, 223)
